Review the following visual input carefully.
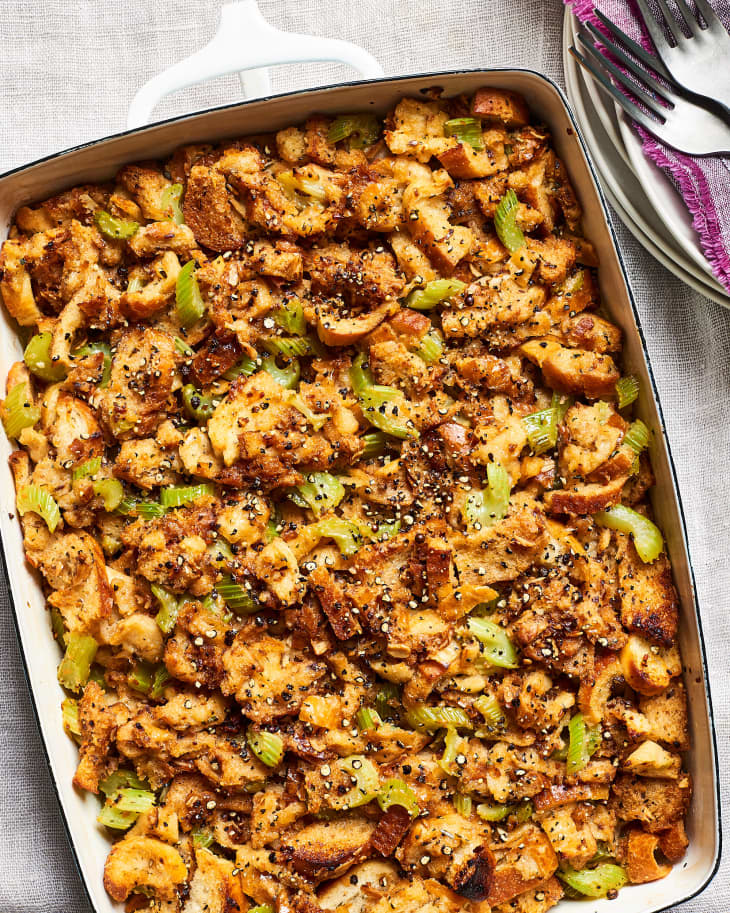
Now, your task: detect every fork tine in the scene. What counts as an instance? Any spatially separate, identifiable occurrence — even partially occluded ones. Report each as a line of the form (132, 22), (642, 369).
(693, 0), (728, 34)
(656, 0), (686, 43)
(592, 9), (673, 80)
(576, 32), (669, 117)
(673, 0), (700, 36)
(584, 22), (675, 105)
(569, 46), (661, 136)
(634, 0), (674, 50)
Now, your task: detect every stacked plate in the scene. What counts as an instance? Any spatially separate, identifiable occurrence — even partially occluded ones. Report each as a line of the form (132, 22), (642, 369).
(562, 10), (730, 308)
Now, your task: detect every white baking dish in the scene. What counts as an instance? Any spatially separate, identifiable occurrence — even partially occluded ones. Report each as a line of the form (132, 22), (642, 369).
(0, 10), (720, 912)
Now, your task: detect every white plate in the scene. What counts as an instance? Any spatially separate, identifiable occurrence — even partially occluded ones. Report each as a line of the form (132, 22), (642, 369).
(563, 11), (730, 306)
(617, 101), (718, 279)
(567, 16), (635, 171)
(567, 11), (719, 282)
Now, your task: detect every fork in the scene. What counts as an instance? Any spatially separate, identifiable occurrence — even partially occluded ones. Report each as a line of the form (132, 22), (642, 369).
(635, 0), (730, 114)
(570, 20), (730, 155)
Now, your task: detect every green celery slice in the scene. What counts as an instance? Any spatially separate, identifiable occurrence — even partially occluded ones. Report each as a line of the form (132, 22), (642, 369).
(594, 504), (664, 563)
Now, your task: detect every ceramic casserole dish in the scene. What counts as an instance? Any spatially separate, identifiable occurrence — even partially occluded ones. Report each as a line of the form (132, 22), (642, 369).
(0, 7), (720, 911)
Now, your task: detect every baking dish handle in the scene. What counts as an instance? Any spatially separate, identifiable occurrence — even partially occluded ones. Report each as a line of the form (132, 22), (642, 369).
(127, 0), (384, 129)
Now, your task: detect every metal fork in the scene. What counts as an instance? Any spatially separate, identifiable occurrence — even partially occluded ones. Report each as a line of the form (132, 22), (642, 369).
(635, 0), (730, 113)
(570, 20), (730, 155)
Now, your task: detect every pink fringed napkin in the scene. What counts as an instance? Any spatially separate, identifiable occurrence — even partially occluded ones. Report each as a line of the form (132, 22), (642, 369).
(565, 0), (730, 293)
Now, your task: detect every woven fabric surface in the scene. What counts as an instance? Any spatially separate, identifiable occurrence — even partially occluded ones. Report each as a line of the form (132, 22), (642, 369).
(0, 1), (728, 911)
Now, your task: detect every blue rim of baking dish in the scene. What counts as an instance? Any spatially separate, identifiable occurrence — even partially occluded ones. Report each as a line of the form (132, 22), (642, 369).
(0, 68), (721, 912)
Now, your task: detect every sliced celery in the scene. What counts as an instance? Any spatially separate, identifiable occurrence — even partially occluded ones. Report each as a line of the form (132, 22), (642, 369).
(94, 210), (139, 240)
(274, 300), (307, 335)
(57, 632), (98, 692)
(377, 777), (420, 817)
(24, 332), (66, 382)
(182, 384), (219, 423)
(151, 584), (179, 634)
(72, 341), (112, 387)
(406, 704), (473, 731)
(494, 189), (526, 253)
(2, 382), (40, 439)
(262, 354), (300, 390)
(160, 183), (184, 224)
(594, 504), (664, 563)
(293, 472), (345, 517)
(176, 260), (205, 328)
(93, 479), (124, 511)
(444, 117), (483, 149)
(415, 328), (444, 363)
(463, 462), (511, 529)
(247, 729), (284, 767)
(356, 707), (382, 731)
(160, 483), (215, 508)
(73, 456), (102, 480)
(557, 863), (628, 898)
(217, 575), (257, 615)
(16, 484), (61, 532)
(616, 374), (639, 409)
(327, 113), (380, 148)
(337, 755), (380, 809)
(406, 278), (465, 311)
(467, 617), (519, 669)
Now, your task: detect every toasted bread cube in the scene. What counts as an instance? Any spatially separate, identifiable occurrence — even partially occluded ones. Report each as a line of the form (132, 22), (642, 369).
(639, 684), (690, 751)
(472, 88), (530, 127)
(611, 773), (691, 832)
(626, 830), (672, 884)
(623, 741), (682, 779)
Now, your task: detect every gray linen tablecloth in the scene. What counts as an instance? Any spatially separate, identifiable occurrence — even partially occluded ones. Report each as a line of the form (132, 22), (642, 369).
(0, 1), (728, 910)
